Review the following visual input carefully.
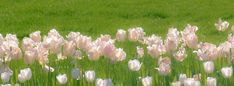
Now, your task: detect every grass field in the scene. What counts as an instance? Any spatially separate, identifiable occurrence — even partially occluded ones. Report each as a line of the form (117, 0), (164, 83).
(0, 0), (234, 85)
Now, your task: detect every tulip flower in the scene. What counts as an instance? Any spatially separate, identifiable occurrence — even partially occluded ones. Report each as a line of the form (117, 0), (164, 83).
(24, 50), (37, 64)
(179, 74), (187, 85)
(128, 27), (145, 42)
(85, 70), (96, 82)
(181, 24), (199, 49)
(203, 61), (214, 74)
(128, 59), (142, 71)
(221, 66), (233, 78)
(96, 78), (112, 86)
(18, 68), (32, 83)
(136, 46), (144, 58)
(171, 81), (181, 86)
(165, 27), (180, 52)
(1, 71), (12, 83)
(141, 76), (152, 86)
(207, 77), (216, 86)
(87, 45), (101, 61)
(30, 31), (41, 42)
(56, 74), (67, 85)
(184, 78), (200, 86)
(174, 46), (187, 62)
(215, 19), (229, 32)
(116, 29), (126, 41)
(114, 48), (126, 61)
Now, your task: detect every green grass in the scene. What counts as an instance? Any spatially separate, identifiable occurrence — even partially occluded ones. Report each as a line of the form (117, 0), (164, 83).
(0, 0), (234, 85)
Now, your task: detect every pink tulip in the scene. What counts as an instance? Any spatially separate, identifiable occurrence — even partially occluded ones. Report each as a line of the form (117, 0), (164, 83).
(102, 41), (116, 59)
(165, 27), (180, 52)
(128, 27), (145, 42)
(63, 41), (76, 57)
(30, 31), (41, 42)
(181, 24), (199, 49)
(147, 44), (166, 58)
(203, 61), (214, 74)
(144, 34), (162, 46)
(87, 45), (101, 61)
(174, 46), (187, 62)
(215, 19), (229, 32)
(136, 46), (144, 58)
(66, 32), (80, 41)
(24, 50), (37, 64)
(114, 48), (126, 61)
(116, 29), (126, 41)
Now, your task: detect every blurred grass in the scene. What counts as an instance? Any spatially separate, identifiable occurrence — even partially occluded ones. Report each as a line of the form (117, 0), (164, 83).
(1, 0), (234, 85)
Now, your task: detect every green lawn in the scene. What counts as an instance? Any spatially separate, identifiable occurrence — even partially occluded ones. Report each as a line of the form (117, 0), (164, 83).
(0, 0), (234, 85)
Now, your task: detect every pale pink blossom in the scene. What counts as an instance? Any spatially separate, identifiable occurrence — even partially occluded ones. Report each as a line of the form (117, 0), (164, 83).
(56, 74), (67, 85)
(221, 66), (233, 78)
(114, 48), (126, 61)
(181, 24), (199, 49)
(30, 31), (41, 42)
(63, 41), (76, 57)
(85, 70), (96, 82)
(141, 76), (152, 86)
(147, 44), (166, 58)
(128, 27), (145, 42)
(174, 46), (187, 62)
(116, 29), (126, 41)
(207, 77), (216, 86)
(128, 59), (142, 71)
(203, 61), (214, 74)
(144, 34), (162, 46)
(215, 19), (229, 32)
(184, 78), (200, 86)
(165, 27), (180, 52)
(24, 50), (37, 64)
(136, 46), (144, 58)
(87, 45), (101, 61)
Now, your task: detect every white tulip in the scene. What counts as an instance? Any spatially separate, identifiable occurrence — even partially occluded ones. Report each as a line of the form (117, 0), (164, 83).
(1, 71), (12, 83)
(171, 81), (181, 86)
(221, 66), (233, 78)
(71, 68), (80, 80)
(18, 68), (32, 83)
(179, 74), (187, 84)
(56, 74), (67, 85)
(85, 70), (96, 82)
(203, 61), (214, 74)
(96, 78), (112, 86)
(128, 59), (142, 71)
(184, 78), (200, 86)
(1, 84), (11, 86)
(141, 76), (152, 86)
(207, 77), (216, 86)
